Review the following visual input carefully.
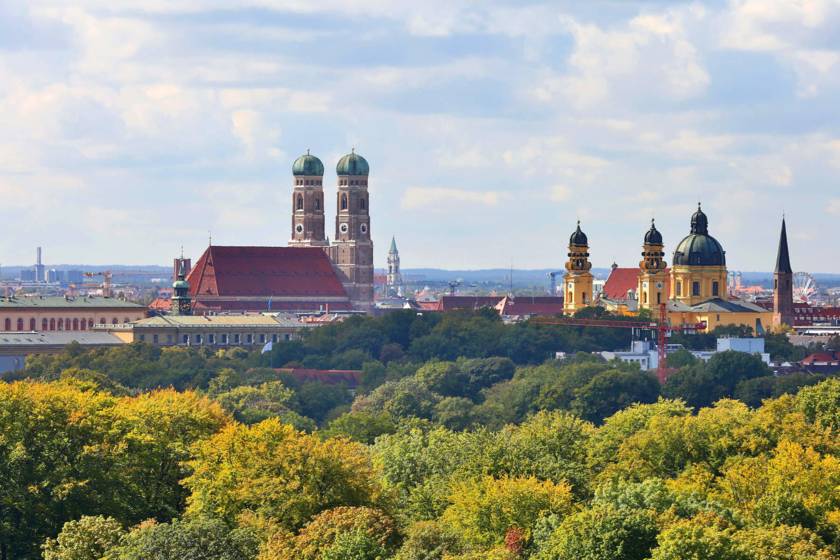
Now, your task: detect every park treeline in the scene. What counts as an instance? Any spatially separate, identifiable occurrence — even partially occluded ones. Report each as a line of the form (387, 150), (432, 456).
(2, 309), (840, 559)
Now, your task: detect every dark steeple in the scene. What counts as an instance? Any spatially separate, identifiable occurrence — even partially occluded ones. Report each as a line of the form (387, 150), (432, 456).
(775, 218), (793, 274)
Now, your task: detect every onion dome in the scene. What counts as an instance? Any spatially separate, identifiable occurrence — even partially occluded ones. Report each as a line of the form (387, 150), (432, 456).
(644, 219), (663, 245)
(673, 204), (726, 266)
(570, 221), (588, 246)
(292, 151), (325, 176)
(336, 150), (369, 176)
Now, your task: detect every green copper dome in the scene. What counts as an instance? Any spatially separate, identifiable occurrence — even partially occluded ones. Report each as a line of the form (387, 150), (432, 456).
(292, 152), (325, 176)
(336, 151), (369, 176)
(673, 204), (725, 266)
(172, 279), (189, 289)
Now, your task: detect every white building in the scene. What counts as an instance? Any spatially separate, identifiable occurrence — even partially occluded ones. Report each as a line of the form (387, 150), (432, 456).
(601, 337), (771, 371)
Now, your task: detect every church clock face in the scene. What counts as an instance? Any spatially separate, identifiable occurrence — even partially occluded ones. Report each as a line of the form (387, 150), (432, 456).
(360, 223), (368, 234)
(340, 223), (349, 234)
(295, 224), (304, 234)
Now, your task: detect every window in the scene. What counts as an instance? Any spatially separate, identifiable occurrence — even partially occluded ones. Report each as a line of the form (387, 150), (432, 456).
(124, 317), (130, 324)
(42, 318), (48, 331)
(3, 318), (9, 331)
(712, 281), (719, 297)
(568, 290), (574, 303)
(297, 195), (304, 210)
(208, 334), (215, 345)
(341, 194), (348, 210)
(167, 334), (173, 344)
(259, 334), (266, 343)
(195, 334), (203, 345)
(29, 319), (35, 331)
(139, 334), (145, 342)
(692, 282), (700, 297)
(112, 318), (118, 325)
(643, 292), (648, 304)
(89, 319), (94, 328)
(582, 292), (588, 305)
(246, 334), (253, 344)
(183, 334), (190, 345)
(73, 318), (79, 331)
(58, 319), (64, 331)
(221, 334), (228, 344)
(656, 292), (661, 305)
(16, 318), (23, 331)
(272, 334), (278, 343)
(100, 318), (106, 325)
(50, 319), (56, 331)
(284, 334), (291, 341)
(360, 198), (366, 210)
(315, 198), (320, 211)
(234, 333), (240, 344)
(153, 334), (159, 344)
(676, 281), (682, 297)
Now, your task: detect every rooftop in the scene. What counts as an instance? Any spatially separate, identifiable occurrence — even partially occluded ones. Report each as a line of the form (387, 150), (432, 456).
(0, 331), (125, 347)
(133, 314), (308, 328)
(0, 296), (145, 309)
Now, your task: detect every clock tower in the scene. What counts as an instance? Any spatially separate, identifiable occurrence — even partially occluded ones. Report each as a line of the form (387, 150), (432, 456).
(563, 221), (594, 314)
(289, 151), (327, 247)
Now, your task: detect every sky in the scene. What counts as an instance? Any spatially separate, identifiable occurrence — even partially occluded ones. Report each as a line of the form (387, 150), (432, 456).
(0, 1), (839, 272)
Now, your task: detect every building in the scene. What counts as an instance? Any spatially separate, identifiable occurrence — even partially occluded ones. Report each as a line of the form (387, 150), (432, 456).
(563, 222), (594, 314)
(176, 150), (374, 315)
(386, 237), (404, 297)
(185, 245), (353, 314)
(773, 218), (795, 327)
(599, 206), (774, 332)
(126, 314), (312, 347)
(0, 295), (146, 332)
(601, 337), (770, 371)
(0, 331), (126, 374)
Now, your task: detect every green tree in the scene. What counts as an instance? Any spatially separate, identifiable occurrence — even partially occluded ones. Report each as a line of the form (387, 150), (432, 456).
(571, 369), (660, 424)
(42, 516), (125, 560)
(649, 517), (747, 560)
(394, 521), (463, 560)
(796, 378), (840, 432)
(321, 410), (397, 444)
(534, 505), (658, 560)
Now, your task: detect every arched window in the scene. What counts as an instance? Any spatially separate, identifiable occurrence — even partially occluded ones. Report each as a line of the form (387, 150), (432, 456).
(42, 318), (48, 331)
(50, 319), (56, 331)
(297, 195), (304, 210)
(676, 281), (682, 297)
(29, 319), (36, 331)
(360, 197), (366, 210)
(89, 319), (94, 328)
(341, 194), (348, 210)
(80, 320), (87, 331)
(568, 290), (574, 303)
(643, 292), (648, 304)
(112, 318), (118, 325)
(314, 197), (321, 211)
(16, 318), (24, 331)
(100, 317), (106, 325)
(4, 318), (10, 331)
(656, 292), (661, 305)
(73, 318), (79, 330)
(58, 318), (64, 331)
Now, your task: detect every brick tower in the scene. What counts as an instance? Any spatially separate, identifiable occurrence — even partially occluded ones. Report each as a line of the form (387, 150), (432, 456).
(331, 150), (374, 307)
(289, 151), (327, 247)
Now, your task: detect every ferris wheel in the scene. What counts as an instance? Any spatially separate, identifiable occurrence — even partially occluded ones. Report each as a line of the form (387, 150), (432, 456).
(793, 272), (817, 303)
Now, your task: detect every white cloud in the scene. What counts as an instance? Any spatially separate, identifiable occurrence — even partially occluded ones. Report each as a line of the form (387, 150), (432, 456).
(401, 187), (505, 210)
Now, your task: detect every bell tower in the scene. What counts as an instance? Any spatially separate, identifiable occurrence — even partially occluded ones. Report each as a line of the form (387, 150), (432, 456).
(773, 217), (794, 327)
(331, 150), (374, 307)
(638, 219), (668, 310)
(171, 257), (192, 316)
(386, 236), (403, 297)
(289, 151), (327, 247)
(563, 221), (594, 314)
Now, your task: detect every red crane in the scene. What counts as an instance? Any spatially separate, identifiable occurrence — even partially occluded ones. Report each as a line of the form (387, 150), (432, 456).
(532, 303), (706, 383)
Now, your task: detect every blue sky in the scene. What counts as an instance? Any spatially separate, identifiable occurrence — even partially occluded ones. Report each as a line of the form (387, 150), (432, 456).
(0, 1), (839, 272)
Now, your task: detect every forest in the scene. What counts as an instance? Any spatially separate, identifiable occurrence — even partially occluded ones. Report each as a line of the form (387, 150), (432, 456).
(2, 309), (840, 559)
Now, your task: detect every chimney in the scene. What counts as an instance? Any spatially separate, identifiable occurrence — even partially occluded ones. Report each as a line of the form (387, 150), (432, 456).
(37, 247), (42, 266)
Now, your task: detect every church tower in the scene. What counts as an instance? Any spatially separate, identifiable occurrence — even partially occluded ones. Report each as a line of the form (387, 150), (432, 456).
(773, 217), (794, 327)
(671, 204), (727, 305)
(386, 236), (403, 297)
(289, 151), (327, 247)
(638, 219), (668, 310)
(331, 150), (374, 307)
(563, 221), (594, 314)
(171, 258), (192, 316)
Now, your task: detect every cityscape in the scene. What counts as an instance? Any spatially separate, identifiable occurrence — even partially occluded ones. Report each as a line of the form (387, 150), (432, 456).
(2, 2), (840, 560)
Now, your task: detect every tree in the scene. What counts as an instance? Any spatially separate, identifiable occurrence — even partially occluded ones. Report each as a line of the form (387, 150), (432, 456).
(213, 381), (296, 425)
(442, 476), (574, 550)
(796, 378), (840, 432)
(649, 517), (747, 560)
(260, 507), (398, 560)
(42, 516), (125, 560)
(534, 505), (658, 560)
(434, 397), (476, 430)
(394, 521), (463, 560)
(108, 516), (257, 560)
(733, 525), (835, 560)
(184, 418), (377, 530)
(321, 410), (397, 444)
(571, 369), (660, 424)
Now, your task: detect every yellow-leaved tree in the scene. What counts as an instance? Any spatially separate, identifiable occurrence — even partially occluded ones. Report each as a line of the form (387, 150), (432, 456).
(183, 417), (378, 530)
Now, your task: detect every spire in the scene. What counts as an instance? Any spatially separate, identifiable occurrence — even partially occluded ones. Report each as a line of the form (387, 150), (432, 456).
(389, 236), (398, 254)
(177, 258), (187, 280)
(775, 217), (793, 274)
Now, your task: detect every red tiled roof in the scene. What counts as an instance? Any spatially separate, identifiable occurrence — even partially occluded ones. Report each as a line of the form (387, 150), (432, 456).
(435, 296), (504, 312)
(193, 300), (353, 313)
(801, 351), (840, 365)
(602, 267), (671, 300)
(416, 301), (439, 311)
(148, 297), (171, 311)
(276, 368), (362, 387)
(496, 296), (565, 316)
(187, 246), (348, 298)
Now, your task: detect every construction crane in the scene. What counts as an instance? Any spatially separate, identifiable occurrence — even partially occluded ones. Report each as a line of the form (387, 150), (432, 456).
(83, 270), (162, 298)
(447, 279), (462, 296)
(532, 303), (706, 383)
(546, 271), (565, 296)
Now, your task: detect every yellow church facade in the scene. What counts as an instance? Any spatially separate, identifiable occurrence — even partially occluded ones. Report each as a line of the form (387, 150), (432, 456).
(568, 205), (774, 334)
